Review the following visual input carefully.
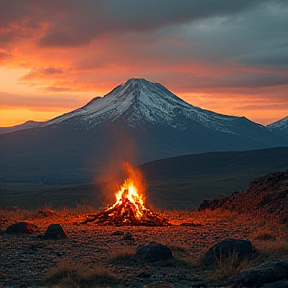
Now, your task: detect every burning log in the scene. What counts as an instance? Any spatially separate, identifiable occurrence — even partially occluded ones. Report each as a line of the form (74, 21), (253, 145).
(81, 164), (170, 228)
(82, 188), (168, 226)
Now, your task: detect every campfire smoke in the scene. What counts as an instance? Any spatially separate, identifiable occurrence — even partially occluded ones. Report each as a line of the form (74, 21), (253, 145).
(82, 164), (168, 226)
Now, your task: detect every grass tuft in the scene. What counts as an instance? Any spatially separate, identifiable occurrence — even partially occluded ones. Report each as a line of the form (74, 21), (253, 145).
(45, 259), (119, 287)
(108, 247), (136, 265)
(210, 251), (257, 279)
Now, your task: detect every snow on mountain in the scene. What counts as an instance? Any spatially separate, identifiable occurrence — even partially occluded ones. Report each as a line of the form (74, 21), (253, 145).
(267, 116), (288, 139)
(46, 78), (255, 135)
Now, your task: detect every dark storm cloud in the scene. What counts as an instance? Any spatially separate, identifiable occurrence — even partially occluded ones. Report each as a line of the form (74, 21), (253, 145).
(159, 71), (288, 91)
(0, 0), (271, 47)
(1, 0), (287, 71)
(37, 0), (258, 47)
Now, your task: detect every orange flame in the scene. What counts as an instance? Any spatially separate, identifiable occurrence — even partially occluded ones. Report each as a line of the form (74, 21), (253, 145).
(109, 178), (145, 218)
(81, 163), (168, 226)
(106, 163), (147, 219)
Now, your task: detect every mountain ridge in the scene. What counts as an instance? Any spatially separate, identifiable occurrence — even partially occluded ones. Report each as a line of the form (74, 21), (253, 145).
(267, 116), (288, 139)
(0, 78), (287, 184)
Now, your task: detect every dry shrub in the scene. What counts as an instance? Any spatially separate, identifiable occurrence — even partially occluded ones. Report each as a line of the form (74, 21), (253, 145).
(251, 226), (279, 242)
(254, 239), (288, 262)
(45, 259), (119, 287)
(108, 247), (136, 265)
(58, 203), (96, 216)
(211, 251), (257, 279)
(0, 206), (33, 220)
(191, 208), (240, 225)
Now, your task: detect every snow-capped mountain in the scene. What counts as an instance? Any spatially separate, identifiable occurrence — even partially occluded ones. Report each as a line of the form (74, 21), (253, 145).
(267, 116), (288, 139)
(0, 78), (287, 184)
(46, 78), (242, 133)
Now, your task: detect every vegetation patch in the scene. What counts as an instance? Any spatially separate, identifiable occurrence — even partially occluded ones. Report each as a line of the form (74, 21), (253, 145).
(45, 260), (119, 288)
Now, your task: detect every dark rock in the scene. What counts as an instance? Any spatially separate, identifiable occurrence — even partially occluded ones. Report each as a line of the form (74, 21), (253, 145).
(122, 231), (134, 240)
(111, 230), (124, 236)
(5, 222), (37, 234)
(180, 222), (201, 227)
(137, 271), (151, 278)
(235, 261), (288, 287)
(203, 238), (258, 266)
(135, 242), (173, 263)
(260, 279), (288, 288)
(43, 224), (69, 239)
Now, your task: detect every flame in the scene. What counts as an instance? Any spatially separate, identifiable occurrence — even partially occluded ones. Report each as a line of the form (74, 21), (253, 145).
(108, 178), (146, 218)
(81, 163), (168, 226)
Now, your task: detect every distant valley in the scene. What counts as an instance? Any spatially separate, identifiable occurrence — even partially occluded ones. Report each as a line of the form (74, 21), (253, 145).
(1, 147), (288, 210)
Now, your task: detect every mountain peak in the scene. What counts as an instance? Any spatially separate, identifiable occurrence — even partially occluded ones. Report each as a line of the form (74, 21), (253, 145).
(124, 78), (149, 85)
(46, 78), (274, 137)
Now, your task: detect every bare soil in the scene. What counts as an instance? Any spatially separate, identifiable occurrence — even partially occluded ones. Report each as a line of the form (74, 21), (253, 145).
(1, 209), (287, 288)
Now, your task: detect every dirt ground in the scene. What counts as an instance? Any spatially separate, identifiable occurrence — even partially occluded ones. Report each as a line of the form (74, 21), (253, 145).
(1, 209), (287, 288)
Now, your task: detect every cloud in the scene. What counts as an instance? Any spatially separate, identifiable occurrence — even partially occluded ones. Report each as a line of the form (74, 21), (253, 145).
(20, 67), (64, 80)
(0, 51), (12, 61)
(0, 91), (82, 110)
(0, 0), (287, 126)
(37, 0), (259, 47)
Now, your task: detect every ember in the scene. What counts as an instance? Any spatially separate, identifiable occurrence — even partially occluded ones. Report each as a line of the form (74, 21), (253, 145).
(82, 164), (168, 226)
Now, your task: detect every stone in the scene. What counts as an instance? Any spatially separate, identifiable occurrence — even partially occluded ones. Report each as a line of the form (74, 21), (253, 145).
(5, 222), (37, 234)
(43, 224), (69, 239)
(122, 231), (135, 240)
(235, 261), (288, 287)
(203, 238), (258, 266)
(135, 242), (173, 263)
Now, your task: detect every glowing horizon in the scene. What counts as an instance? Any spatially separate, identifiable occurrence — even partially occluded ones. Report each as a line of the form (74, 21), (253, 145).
(1, 1), (287, 127)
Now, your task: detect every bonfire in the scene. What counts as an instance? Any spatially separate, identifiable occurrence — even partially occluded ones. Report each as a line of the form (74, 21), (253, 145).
(82, 164), (168, 226)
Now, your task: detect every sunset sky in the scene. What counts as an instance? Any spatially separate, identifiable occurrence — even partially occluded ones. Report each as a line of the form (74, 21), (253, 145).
(0, 0), (287, 127)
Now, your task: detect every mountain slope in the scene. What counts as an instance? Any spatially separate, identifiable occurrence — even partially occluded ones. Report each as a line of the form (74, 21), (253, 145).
(0, 120), (43, 134)
(0, 78), (287, 184)
(267, 116), (288, 139)
(140, 147), (288, 209)
(198, 169), (288, 224)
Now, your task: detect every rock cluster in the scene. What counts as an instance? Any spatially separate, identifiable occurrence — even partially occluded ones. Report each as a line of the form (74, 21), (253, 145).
(198, 170), (288, 223)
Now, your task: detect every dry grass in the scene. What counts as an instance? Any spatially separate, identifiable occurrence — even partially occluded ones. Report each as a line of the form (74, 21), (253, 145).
(108, 247), (136, 265)
(0, 203), (97, 221)
(1, 205), (288, 287)
(211, 251), (257, 279)
(45, 259), (119, 288)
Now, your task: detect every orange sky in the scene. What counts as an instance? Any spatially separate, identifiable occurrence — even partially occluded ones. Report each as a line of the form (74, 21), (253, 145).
(1, 1), (287, 127)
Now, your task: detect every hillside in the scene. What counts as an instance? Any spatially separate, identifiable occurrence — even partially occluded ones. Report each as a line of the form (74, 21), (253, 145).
(1, 147), (288, 210)
(140, 147), (288, 209)
(198, 170), (288, 224)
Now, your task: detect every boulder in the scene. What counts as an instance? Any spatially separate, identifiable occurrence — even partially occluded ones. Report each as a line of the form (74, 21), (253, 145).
(5, 222), (37, 234)
(135, 241), (173, 263)
(203, 238), (258, 266)
(43, 224), (69, 239)
(235, 261), (288, 287)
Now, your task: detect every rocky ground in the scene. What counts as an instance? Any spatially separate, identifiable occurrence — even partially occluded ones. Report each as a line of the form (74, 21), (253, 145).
(1, 171), (288, 288)
(1, 208), (288, 288)
(198, 170), (288, 224)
